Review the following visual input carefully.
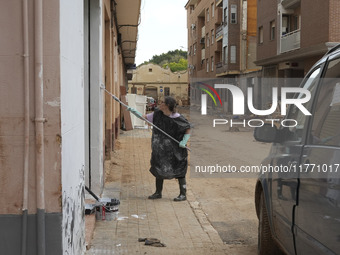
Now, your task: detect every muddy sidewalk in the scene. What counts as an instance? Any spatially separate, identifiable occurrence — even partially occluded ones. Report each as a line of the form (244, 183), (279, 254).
(86, 129), (230, 255)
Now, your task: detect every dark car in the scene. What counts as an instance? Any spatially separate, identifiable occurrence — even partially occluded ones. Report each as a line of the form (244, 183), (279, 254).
(254, 44), (340, 255)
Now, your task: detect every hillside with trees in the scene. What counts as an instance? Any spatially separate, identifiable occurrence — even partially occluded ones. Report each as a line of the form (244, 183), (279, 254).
(139, 49), (188, 72)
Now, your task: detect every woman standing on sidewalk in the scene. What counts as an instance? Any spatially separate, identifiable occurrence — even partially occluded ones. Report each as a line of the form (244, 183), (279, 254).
(130, 96), (191, 201)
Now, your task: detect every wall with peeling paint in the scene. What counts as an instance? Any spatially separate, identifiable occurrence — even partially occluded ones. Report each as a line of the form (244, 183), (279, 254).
(60, 0), (86, 254)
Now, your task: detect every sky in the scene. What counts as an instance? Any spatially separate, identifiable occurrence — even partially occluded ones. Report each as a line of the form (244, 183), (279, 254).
(135, 0), (188, 65)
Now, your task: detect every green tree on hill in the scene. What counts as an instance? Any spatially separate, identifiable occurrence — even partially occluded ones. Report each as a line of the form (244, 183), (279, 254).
(139, 49), (188, 72)
(163, 58), (188, 72)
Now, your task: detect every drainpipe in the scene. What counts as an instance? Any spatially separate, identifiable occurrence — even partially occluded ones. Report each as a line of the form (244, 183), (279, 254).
(21, 0), (30, 254)
(34, 0), (46, 254)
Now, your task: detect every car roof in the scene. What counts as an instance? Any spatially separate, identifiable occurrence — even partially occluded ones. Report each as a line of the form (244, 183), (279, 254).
(314, 44), (340, 67)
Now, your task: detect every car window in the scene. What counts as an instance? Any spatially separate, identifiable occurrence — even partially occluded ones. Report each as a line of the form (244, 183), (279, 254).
(309, 57), (340, 146)
(281, 67), (321, 142)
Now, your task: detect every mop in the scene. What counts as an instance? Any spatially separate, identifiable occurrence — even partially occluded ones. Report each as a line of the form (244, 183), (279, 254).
(100, 84), (191, 151)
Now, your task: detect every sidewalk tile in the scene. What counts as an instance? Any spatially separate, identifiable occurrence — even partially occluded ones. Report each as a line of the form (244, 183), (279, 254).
(86, 129), (229, 255)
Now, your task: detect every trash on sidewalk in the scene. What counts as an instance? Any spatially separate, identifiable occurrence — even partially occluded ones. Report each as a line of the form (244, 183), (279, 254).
(95, 198), (120, 221)
(138, 237), (166, 247)
(116, 216), (129, 221)
(85, 185), (120, 221)
(85, 204), (96, 215)
(131, 214), (146, 219)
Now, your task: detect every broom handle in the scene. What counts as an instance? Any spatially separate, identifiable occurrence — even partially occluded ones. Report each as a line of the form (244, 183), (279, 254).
(101, 87), (191, 151)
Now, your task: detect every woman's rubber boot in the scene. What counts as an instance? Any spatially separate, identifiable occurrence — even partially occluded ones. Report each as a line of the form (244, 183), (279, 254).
(174, 178), (186, 201)
(148, 178), (163, 199)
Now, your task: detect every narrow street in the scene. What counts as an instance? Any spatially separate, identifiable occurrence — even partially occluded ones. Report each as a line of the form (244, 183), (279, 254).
(86, 107), (271, 254)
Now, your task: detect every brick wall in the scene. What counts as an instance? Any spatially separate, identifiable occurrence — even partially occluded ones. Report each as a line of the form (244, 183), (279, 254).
(256, 0), (277, 62)
(301, 0), (330, 48)
(228, 0), (241, 70)
(329, 0), (340, 42)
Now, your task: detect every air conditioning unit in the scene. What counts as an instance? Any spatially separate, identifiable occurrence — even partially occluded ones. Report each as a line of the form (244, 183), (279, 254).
(189, 64), (195, 70)
(191, 24), (196, 30)
(200, 38), (205, 44)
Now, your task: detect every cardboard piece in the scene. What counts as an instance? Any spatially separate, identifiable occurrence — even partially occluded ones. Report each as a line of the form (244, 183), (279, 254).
(120, 86), (133, 131)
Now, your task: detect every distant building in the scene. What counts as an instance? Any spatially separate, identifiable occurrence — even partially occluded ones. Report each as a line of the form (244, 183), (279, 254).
(128, 63), (189, 105)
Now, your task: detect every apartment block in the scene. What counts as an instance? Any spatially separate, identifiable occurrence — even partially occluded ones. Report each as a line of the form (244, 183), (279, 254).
(186, 0), (222, 78)
(256, 0), (340, 78)
(186, 0), (262, 113)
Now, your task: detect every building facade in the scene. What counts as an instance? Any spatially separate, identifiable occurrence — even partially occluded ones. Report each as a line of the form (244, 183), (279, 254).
(128, 64), (189, 105)
(0, 0), (140, 254)
(256, 0), (340, 78)
(186, 0), (261, 113)
(253, 0), (340, 110)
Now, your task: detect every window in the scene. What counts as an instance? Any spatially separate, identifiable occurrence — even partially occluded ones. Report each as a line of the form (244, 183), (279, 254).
(207, 8), (210, 22)
(259, 26), (263, 44)
(211, 29), (214, 44)
(293, 15), (299, 30)
(194, 43), (197, 55)
(149, 68), (152, 72)
(190, 5), (194, 14)
(230, 5), (237, 24)
(223, 46), (228, 64)
(283, 67), (321, 142)
(211, 3), (215, 17)
(230, 45), (236, 64)
(270, 20), (275, 40)
(282, 15), (290, 35)
(211, 56), (214, 72)
(224, 7), (228, 25)
(164, 87), (170, 96)
(206, 59), (209, 72)
(189, 46), (192, 56)
(309, 58), (340, 146)
(206, 33), (209, 47)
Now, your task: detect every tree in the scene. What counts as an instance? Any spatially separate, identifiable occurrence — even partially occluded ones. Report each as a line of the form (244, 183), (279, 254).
(163, 58), (188, 72)
(139, 49), (188, 72)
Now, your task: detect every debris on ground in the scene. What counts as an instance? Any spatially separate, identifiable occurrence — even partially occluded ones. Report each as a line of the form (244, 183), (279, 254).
(138, 237), (166, 247)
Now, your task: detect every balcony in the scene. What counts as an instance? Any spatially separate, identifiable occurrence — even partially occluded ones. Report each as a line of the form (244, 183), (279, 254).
(215, 7), (222, 25)
(280, 29), (300, 53)
(216, 62), (227, 75)
(216, 0), (222, 7)
(201, 49), (205, 60)
(201, 26), (205, 38)
(216, 25), (223, 41)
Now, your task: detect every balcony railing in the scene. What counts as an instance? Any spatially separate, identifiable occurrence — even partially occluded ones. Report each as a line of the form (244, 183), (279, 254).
(216, 25), (223, 41)
(280, 29), (300, 53)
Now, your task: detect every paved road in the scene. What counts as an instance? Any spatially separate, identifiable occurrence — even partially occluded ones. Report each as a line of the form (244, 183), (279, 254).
(183, 107), (271, 254)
